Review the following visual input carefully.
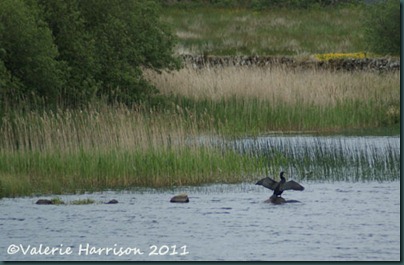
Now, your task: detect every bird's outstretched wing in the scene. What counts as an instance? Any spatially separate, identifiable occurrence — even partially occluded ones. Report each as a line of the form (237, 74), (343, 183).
(282, 180), (304, 191)
(255, 177), (278, 190)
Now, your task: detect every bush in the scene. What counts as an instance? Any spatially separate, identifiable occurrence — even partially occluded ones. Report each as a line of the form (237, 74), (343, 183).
(37, 0), (100, 107)
(0, 0), (65, 107)
(0, 0), (180, 109)
(363, 0), (400, 55)
(76, 0), (180, 105)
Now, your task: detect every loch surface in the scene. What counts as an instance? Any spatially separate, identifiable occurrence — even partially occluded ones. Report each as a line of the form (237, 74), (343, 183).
(0, 181), (400, 261)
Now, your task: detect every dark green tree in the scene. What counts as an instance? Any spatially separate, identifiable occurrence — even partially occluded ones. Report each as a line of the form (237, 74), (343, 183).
(363, 0), (400, 55)
(37, 0), (100, 107)
(0, 0), (65, 107)
(0, 0), (180, 108)
(77, 0), (180, 104)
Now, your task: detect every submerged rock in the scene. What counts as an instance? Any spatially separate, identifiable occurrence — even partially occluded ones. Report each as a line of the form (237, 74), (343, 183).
(285, 200), (301, 203)
(170, 194), (189, 203)
(106, 199), (119, 204)
(264, 195), (300, 205)
(36, 199), (53, 205)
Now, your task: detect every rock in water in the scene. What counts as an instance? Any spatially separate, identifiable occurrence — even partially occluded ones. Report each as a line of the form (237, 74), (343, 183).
(170, 194), (189, 203)
(36, 199), (53, 205)
(106, 199), (118, 204)
(264, 195), (301, 204)
(264, 195), (286, 204)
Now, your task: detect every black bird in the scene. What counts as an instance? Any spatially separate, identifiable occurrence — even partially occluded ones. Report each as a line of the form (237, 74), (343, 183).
(256, 171), (304, 197)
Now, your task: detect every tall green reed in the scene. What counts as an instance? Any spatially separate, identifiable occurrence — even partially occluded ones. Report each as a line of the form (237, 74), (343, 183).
(167, 96), (395, 136)
(0, 65), (399, 197)
(0, 104), (267, 198)
(146, 66), (399, 135)
(229, 136), (400, 182)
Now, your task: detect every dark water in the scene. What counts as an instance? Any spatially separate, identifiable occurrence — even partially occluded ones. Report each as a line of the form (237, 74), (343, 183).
(0, 181), (400, 261)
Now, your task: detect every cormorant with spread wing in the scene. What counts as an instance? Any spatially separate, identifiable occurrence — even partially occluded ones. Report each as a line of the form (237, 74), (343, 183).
(256, 171), (304, 197)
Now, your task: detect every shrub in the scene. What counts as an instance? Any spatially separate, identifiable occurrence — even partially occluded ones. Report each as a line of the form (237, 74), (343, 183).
(363, 0), (400, 55)
(0, 0), (180, 109)
(76, 0), (180, 105)
(0, 0), (65, 107)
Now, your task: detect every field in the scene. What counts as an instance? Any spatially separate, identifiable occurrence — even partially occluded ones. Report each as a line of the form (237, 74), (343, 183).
(161, 7), (366, 55)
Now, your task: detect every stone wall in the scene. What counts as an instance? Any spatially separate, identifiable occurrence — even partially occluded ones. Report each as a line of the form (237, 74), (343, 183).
(181, 55), (400, 72)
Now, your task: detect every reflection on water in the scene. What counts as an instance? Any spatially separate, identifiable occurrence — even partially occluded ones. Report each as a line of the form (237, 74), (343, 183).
(0, 182), (400, 261)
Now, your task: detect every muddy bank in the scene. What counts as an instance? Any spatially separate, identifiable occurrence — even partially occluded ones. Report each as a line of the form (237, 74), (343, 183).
(181, 55), (400, 72)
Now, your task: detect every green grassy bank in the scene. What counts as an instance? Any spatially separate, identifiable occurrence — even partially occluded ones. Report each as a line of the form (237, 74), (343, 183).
(0, 148), (267, 198)
(161, 7), (365, 55)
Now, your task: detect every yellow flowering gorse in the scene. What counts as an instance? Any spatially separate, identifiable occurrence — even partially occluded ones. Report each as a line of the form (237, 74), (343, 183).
(315, 52), (367, 61)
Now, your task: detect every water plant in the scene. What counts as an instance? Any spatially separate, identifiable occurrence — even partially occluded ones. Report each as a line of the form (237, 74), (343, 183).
(70, 198), (95, 205)
(228, 136), (400, 183)
(50, 197), (65, 205)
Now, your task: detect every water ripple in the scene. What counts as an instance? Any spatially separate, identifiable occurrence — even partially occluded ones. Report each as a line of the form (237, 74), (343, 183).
(0, 181), (400, 261)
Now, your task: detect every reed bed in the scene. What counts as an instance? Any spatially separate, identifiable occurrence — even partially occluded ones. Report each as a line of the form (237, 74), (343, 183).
(0, 105), (194, 153)
(0, 66), (399, 198)
(0, 105), (266, 198)
(148, 66), (398, 104)
(145, 66), (400, 133)
(228, 136), (400, 182)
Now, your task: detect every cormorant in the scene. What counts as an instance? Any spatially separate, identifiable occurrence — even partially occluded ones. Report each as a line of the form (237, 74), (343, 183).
(256, 171), (304, 197)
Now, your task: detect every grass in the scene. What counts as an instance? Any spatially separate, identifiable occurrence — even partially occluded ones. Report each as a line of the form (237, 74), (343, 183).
(0, 146), (266, 198)
(148, 66), (399, 104)
(50, 197), (65, 205)
(161, 7), (366, 55)
(35, 197), (95, 205)
(70, 198), (95, 205)
(0, 65), (400, 198)
(145, 66), (400, 134)
(0, 105), (268, 197)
